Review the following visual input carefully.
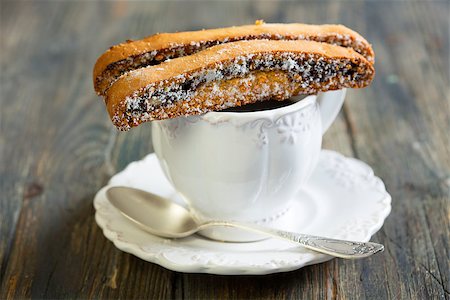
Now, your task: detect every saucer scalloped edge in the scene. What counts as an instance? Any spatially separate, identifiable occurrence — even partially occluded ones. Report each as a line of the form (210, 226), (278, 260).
(94, 150), (391, 275)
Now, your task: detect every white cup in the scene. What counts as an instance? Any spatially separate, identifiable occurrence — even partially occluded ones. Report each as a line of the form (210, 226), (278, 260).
(152, 89), (346, 241)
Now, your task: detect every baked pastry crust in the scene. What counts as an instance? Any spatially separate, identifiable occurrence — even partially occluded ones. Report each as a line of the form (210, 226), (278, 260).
(105, 40), (375, 131)
(93, 23), (374, 95)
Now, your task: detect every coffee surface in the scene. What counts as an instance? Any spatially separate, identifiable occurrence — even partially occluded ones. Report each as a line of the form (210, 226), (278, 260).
(222, 97), (306, 112)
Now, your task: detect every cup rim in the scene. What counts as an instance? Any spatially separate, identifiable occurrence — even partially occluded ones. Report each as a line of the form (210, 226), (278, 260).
(200, 94), (317, 121)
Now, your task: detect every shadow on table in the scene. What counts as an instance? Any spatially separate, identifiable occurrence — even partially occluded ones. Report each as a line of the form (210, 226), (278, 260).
(176, 261), (335, 298)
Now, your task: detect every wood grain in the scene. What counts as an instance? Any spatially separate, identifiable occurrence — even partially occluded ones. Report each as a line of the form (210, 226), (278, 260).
(1, 1), (448, 299)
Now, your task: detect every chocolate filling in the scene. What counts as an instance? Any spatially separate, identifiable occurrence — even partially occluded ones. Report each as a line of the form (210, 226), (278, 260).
(123, 52), (369, 121)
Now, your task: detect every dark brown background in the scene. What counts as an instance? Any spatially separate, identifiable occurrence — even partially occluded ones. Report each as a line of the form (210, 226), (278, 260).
(1, 1), (449, 299)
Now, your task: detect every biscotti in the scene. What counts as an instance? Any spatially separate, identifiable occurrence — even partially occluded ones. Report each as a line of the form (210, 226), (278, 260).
(105, 40), (375, 131)
(94, 23), (374, 95)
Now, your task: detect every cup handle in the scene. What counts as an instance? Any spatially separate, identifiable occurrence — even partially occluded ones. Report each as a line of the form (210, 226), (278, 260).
(317, 89), (346, 134)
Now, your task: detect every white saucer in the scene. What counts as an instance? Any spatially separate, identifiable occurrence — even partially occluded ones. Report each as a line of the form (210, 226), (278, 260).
(94, 150), (391, 275)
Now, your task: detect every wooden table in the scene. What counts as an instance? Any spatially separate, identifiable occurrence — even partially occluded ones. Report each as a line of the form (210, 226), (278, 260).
(1, 1), (449, 299)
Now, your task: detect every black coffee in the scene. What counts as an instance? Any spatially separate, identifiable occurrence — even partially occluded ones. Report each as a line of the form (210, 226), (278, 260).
(222, 97), (306, 113)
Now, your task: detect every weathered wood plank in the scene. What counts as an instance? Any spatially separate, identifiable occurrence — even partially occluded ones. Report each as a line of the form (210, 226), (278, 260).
(341, 1), (450, 299)
(1, 2), (174, 299)
(0, 0), (448, 299)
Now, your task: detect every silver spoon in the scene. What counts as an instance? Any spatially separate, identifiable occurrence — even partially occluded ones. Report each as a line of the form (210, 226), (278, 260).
(106, 186), (384, 259)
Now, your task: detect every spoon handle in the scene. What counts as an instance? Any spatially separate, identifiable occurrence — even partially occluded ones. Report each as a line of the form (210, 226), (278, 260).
(202, 221), (384, 259)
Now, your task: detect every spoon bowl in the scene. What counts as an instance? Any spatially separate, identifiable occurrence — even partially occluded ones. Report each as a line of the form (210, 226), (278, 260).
(106, 187), (198, 237)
